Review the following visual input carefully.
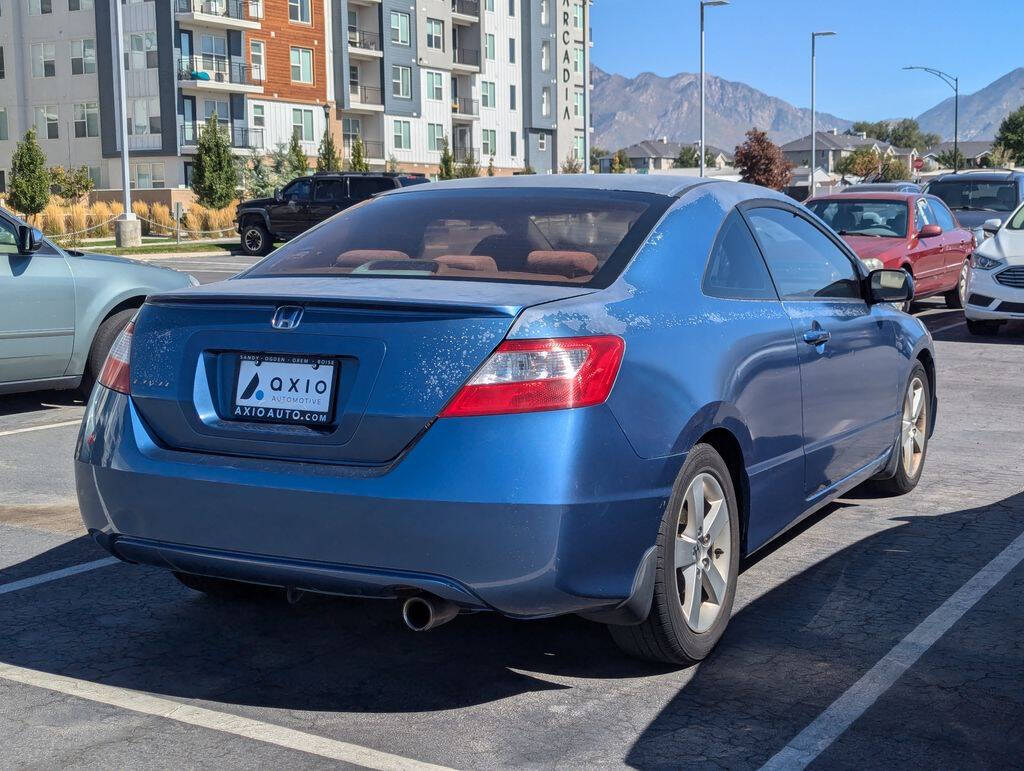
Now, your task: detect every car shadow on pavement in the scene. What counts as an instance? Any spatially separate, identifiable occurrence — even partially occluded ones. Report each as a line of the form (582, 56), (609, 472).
(934, 319), (1024, 344)
(0, 493), (1021, 763)
(0, 390), (83, 418)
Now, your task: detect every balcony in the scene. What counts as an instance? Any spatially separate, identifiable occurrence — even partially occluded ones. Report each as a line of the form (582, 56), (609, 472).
(180, 122), (264, 151)
(451, 97), (478, 119)
(349, 84), (384, 112)
(344, 137), (384, 160)
(178, 55), (263, 94)
(452, 145), (479, 162)
(348, 28), (383, 58)
(451, 0), (479, 22)
(452, 47), (480, 70)
(175, 0), (262, 30)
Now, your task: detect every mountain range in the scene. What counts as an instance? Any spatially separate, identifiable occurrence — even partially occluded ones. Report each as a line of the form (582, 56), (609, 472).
(591, 66), (1024, 153)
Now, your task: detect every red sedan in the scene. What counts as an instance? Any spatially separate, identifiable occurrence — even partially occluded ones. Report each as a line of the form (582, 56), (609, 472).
(806, 192), (974, 308)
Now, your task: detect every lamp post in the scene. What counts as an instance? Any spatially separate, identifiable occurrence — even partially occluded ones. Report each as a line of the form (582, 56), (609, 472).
(699, 0), (729, 178)
(810, 31), (836, 196)
(904, 66), (959, 173)
(113, 0), (140, 247)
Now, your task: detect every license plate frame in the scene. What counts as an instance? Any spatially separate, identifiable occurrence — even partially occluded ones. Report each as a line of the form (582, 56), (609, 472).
(231, 353), (339, 427)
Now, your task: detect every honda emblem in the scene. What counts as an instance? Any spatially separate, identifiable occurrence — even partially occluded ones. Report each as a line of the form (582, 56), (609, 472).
(271, 306), (304, 330)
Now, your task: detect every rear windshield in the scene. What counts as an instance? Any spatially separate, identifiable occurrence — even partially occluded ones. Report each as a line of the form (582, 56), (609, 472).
(807, 199), (909, 238)
(927, 180), (1018, 213)
(242, 188), (672, 287)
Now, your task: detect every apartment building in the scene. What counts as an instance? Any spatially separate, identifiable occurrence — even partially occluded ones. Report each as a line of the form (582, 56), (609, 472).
(0, 0), (590, 192)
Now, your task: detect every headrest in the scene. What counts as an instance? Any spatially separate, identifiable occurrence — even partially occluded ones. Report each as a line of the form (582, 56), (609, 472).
(525, 250), (599, 278)
(335, 249), (409, 267)
(434, 255), (499, 272)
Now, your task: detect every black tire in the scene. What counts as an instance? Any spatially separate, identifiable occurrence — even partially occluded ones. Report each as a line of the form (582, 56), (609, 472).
(80, 308), (136, 397)
(608, 444), (741, 665)
(872, 362), (930, 496)
(966, 318), (1002, 336)
(173, 571), (280, 600)
(240, 221), (270, 256)
(944, 261), (969, 309)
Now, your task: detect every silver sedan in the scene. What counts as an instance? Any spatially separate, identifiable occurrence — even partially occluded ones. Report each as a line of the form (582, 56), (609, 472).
(0, 207), (197, 396)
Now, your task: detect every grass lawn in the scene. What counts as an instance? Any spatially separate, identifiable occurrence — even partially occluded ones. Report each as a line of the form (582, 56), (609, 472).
(77, 241), (240, 256)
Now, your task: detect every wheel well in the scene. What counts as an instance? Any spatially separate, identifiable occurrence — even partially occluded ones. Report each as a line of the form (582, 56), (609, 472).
(103, 296), (144, 323)
(240, 213), (264, 229)
(698, 428), (750, 555)
(916, 348), (937, 433)
(901, 263), (913, 275)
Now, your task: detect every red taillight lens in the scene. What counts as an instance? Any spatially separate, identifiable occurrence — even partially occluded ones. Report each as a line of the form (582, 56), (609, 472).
(439, 335), (625, 418)
(97, 321), (134, 394)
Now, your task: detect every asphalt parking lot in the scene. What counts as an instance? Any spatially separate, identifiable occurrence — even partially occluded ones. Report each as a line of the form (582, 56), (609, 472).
(1, 266), (1022, 768)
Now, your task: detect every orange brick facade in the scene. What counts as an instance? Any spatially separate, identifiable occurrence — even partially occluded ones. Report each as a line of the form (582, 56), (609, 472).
(249, 0), (329, 107)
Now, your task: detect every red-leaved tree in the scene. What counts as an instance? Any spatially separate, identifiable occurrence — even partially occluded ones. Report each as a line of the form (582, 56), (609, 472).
(734, 129), (793, 190)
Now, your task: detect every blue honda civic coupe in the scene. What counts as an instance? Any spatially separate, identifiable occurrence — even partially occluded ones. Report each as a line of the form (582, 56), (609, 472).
(75, 175), (935, 664)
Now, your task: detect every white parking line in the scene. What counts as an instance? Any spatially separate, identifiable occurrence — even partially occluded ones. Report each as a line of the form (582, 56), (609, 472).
(0, 662), (451, 770)
(930, 320), (966, 335)
(0, 419), (82, 438)
(0, 558), (119, 595)
(761, 527), (1024, 770)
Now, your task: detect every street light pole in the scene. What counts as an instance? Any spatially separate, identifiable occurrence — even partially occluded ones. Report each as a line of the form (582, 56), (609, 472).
(699, 0), (728, 178)
(903, 66), (959, 173)
(113, 0), (140, 246)
(810, 31), (836, 196)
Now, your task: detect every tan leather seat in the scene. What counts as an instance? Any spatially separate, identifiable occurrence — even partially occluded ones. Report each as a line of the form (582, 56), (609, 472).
(433, 255), (499, 272)
(335, 249), (410, 267)
(526, 250), (599, 278)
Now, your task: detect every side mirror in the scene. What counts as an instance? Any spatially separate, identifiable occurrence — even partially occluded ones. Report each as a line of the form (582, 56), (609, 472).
(918, 224), (942, 239)
(17, 225), (43, 256)
(867, 269), (913, 305)
(982, 218), (1002, 235)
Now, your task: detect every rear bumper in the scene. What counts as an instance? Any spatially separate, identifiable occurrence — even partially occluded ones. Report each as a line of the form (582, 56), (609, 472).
(76, 387), (677, 619)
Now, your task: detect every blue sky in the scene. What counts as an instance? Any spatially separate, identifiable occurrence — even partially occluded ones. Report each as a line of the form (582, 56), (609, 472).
(591, 0), (1023, 121)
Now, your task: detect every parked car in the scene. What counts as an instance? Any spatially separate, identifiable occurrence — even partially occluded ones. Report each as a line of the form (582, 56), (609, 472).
(0, 207), (196, 397)
(76, 176), (935, 665)
(924, 170), (1024, 234)
(236, 172), (430, 256)
(842, 182), (923, 194)
(807, 191), (974, 309)
(963, 200), (1024, 335)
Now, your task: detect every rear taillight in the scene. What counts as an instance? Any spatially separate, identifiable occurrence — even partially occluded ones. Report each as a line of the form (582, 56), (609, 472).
(98, 321), (134, 394)
(440, 335), (625, 418)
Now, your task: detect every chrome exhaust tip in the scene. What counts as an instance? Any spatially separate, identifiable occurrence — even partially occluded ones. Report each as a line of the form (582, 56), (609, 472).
(401, 595), (459, 632)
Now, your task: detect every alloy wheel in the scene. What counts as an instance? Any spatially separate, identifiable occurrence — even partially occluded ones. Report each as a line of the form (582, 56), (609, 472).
(959, 261), (969, 305)
(244, 228), (264, 253)
(901, 377), (927, 478)
(674, 472), (731, 633)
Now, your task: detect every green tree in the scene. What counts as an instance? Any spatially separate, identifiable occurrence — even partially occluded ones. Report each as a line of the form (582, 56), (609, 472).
(878, 156), (909, 182)
(487, 155), (496, 176)
(673, 145), (700, 168)
(733, 128), (792, 190)
(8, 128), (50, 221)
(835, 146), (882, 177)
(285, 133), (310, 179)
(934, 148), (965, 170)
(589, 146), (608, 173)
(438, 137), (456, 180)
(610, 150), (625, 174)
(850, 119), (938, 151)
(246, 149), (276, 198)
(386, 155), (399, 173)
(49, 165), (94, 202)
(455, 149), (480, 178)
(519, 165), (537, 175)
(315, 129), (340, 172)
(192, 115), (239, 208)
(985, 144), (1016, 169)
(269, 143), (290, 182)
(994, 106), (1024, 164)
(347, 136), (370, 172)
(560, 155), (583, 174)
(850, 120), (891, 141)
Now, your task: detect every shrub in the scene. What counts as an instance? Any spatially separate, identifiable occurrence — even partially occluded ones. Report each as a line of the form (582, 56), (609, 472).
(132, 201), (151, 236)
(42, 202), (67, 235)
(150, 203), (174, 236)
(90, 201), (114, 237)
(69, 203), (89, 236)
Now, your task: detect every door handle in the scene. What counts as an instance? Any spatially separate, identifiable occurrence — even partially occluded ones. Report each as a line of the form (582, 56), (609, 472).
(803, 328), (831, 346)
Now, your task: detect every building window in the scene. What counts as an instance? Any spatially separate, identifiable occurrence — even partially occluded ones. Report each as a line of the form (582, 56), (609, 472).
(426, 18), (443, 50)
(574, 135), (585, 160)
(508, 0), (514, 16)
(426, 71), (444, 101)
(292, 108), (313, 141)
(252, 104), (265, 127)
(482, 129), (496, 157)
(131, 162), (165, 190)
(484, 0), (493, 10)
(288, 0), (310, 23)
(484, 34), (494, 61)
(574, 45), (584, 74)
(34, 105), (59, 139)
(74, 102), (99, 138)
(540, 0), (548, 24)
(0, 171), (6, 194)
(250, 40), (264, 81)
(540, 40), (550, 71)
(573, 2), (583, 28)
(290, 47), (313, 83)
(390, 11), (410, 45)
(342, 117), (361, 144)
(71, 39), (96, 75)
(32, 43), (56, 78)
(574, 89), (583, 117)
(541, 88), (550, 117)
(428, 123), (444, 152)
(510, 131), (517, 157)
(538, 133), (546, 151)
(69, 0), (93, 10)
(124, 32), (158, 70)
(393, 119), (411, 150)
(509, 84), (516, 110)
(88, 167), (101, 188)
(481, 81), (495, 108)
(0, 108), (8, 141)
(203, 99), (229, 121)
(508, 38), (516, 63)
(28, 0), (52, 14)
(127, 97), (160, 135)
(391, 65), (411, 98)
(0, 48), (5, 79)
